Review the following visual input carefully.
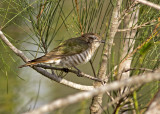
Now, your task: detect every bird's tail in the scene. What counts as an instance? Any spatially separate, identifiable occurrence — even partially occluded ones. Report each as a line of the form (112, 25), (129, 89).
(19, 56), (47, 68)
(19, 61), (39, 68)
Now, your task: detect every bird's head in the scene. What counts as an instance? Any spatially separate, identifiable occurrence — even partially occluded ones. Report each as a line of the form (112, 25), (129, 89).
(82, 33), (105, 48)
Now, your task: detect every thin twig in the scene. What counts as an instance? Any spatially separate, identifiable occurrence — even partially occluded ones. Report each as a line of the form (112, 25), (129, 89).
(37, 0), (48, 23)
(105, 91), (115, 103)
(105, 67), (154, 81)
(36, 64), (103, 82)
(0, 31), (29, 62)
(36, 0), (48, 54)
(145, 89), (160, 114)
(136, 0), (160, 10)
(122, 68), (154, 73)
(90, 0), (123, 113)
(118, 1), (138, 25)
(89, 60), (97, 77)
(103, 85), (141, 110)
(75, 0), (83, 34)
(119, 21), (160, 67)
(117, 19), (156, 32)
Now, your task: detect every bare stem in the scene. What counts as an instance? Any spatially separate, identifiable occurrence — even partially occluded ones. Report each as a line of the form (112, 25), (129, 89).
(136, 0), (160, 10)
(120, 23), (160, 67)
(90, 0), (123, 113)
(117, 19), (156, 32)
(89, 60), (97, 77)
(37, 0), (48, 23)
(36, 64), (103, 82)
(75, 0), (83, 34)
(145, 89), (160, 114)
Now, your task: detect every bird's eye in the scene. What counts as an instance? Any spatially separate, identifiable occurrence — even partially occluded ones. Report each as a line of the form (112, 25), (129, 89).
(89, 36), (97, 40)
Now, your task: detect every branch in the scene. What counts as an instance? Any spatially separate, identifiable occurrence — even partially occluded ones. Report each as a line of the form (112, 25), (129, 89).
(104, 85), (141, 110)
(122, 68), (154, 73)
(37, 0), (48, 23)
(0, 30), (93, 91)
(24, 69), (160, 114)
(120, 22), (160, 67)
(118, 4), (139, 80)
(136, 0), (160, 10)
(145, 89), (160, 114)
(0, 31), (29, 62)
(118, 1), (138, 25)
(117, 19), (156, 32)
(90, 0), (123, 113)
(36, 64), (103, 82)
(75, 0), (83, 34)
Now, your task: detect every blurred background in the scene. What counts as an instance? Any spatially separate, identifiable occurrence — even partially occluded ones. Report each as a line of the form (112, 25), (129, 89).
(0, 0), (160, 114)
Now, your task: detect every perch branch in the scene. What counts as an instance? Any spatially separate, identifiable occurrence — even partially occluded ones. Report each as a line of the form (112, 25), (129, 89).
(36, 64), (103, 82)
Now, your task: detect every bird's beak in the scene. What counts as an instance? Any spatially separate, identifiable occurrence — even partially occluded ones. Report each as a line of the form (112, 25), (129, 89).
(101, 40), (105, 43)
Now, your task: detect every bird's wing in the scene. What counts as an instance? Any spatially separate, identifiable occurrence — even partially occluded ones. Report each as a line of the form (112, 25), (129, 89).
(48, 37), (89, 57)
(19, 37), (89, 67)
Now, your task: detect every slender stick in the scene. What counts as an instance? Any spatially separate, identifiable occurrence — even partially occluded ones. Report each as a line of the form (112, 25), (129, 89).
(89, 60), (97, 77)
(90, 0), (123, 113)
(36, 64), (103, 82)
(145, 89), (160, 114)
(136, 0), (160, 10)
(75, 0), (83, 34)
(117, 19), (156, 32)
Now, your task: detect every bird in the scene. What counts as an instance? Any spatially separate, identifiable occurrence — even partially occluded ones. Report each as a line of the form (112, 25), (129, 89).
(19, 33), (104, 69)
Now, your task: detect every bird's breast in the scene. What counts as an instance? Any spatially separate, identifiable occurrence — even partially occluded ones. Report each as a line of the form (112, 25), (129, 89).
(59, 48), (94, 67)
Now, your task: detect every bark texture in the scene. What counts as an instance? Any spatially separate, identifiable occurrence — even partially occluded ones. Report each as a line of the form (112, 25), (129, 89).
(90, 0), (122, 113)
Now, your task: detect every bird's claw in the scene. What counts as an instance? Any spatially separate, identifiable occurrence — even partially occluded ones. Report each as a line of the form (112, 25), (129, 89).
(76, 70), (82, 77)
(62, 68), (69, 73)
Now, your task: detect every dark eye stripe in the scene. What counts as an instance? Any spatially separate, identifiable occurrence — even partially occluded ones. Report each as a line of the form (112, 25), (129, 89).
(89, 37), (96, 39)
(88, 35), (98, 40)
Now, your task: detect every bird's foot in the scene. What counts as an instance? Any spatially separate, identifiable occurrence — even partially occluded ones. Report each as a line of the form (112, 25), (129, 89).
(72, 65), (82, 77)
(76, 70), (82, 77)
(62, 68), (69, 73)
